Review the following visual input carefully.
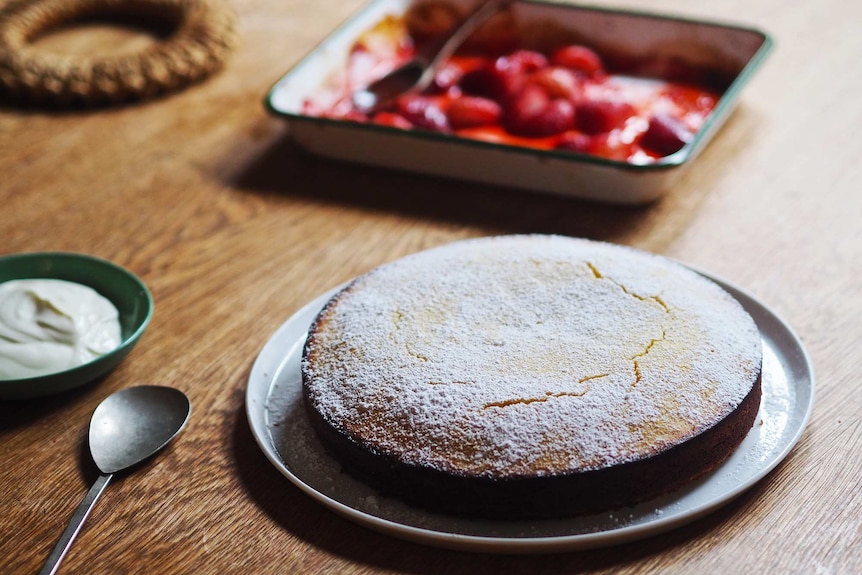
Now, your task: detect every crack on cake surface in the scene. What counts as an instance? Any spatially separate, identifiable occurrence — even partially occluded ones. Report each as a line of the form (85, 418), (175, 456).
(482, 373), (609, 409)
(586, 261), (670, 313)
(584, 261), (673, 389)
(483, 389), (589, 409)
(631, 329), (667, 387)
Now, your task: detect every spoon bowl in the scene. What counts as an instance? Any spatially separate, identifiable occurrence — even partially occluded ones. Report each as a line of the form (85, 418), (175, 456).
(40, 386), (191, 575)
(90, 386), (191, 474)
(352, 0), (513, 113)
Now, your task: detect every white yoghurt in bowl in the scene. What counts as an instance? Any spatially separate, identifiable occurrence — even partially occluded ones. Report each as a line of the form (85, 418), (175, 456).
(0, 279), (122, 380)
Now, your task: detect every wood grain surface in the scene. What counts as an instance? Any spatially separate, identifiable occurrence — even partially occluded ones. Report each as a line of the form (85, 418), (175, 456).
(1, 0), (860, 573)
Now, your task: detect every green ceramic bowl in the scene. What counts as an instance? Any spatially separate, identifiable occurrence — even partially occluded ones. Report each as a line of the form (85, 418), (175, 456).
(0, 252), (153, 400)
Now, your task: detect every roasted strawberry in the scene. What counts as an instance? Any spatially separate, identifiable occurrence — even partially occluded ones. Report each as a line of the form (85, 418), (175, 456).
(447, 96), (502, 129)
(575, 100), (637, 134)
(429, 62), (464, 94)
(508, 84), (548, 117)
(460, 63), (522, 102)
(496, 49), (549, 74)
(550, 45), (604, 77)
(555, 131), (593, 153)
(639, 113), (693, 156)
(395, 95), (450, 132)
(527, 67), (580, 100)
(504, 85), (574, 137)
(586, 133), (635, 161)
(557, 131), (633, 161)
(460, 50), (549, 102)
(373, 111), (413, 129)
(533, 99), (576, 137)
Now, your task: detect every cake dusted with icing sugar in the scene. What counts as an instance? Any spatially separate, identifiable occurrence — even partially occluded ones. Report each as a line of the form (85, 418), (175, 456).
(301, 235), (762, 519)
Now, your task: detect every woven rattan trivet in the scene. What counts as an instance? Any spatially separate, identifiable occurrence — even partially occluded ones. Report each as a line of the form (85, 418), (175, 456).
(0, 0), (237, 107)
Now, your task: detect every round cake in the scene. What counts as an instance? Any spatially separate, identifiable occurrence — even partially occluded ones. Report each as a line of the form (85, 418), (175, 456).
(301, 235), (762, 519)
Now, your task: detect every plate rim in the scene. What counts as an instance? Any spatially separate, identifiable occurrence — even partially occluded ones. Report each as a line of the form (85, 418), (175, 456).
(245, 270), (814, 553)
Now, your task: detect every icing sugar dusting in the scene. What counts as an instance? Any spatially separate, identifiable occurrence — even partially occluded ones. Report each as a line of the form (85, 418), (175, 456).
(302, 235), (762, 478)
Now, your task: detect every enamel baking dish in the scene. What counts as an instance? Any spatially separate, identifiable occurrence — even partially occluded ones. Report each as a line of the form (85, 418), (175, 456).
(266, 0), (771, 204)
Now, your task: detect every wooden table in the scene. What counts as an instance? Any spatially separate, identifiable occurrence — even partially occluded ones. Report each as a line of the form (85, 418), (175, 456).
(1, 0), (859, 572)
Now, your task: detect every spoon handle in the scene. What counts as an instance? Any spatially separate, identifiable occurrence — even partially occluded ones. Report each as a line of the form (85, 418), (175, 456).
(40, 473), (113, 575)
(423, 0), (514, 74)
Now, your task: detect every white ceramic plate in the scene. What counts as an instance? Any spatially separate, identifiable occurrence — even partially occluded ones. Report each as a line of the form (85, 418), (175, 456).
(246, 274), (814, 553)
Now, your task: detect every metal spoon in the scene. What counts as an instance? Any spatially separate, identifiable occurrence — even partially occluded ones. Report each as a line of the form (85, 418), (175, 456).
(40, 386), (191, 575)
(352, 0), (514, 113)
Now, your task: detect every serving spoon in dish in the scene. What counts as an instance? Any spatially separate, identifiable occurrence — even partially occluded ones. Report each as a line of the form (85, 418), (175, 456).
(352, 0), (514, 113)
(40, 386), (191, 575)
